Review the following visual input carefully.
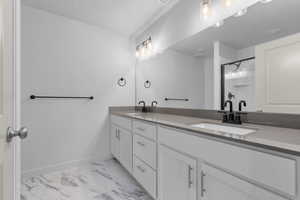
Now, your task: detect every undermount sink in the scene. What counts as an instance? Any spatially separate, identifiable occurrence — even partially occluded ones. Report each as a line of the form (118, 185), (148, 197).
(191, 123), (256, 136)
(126, 112), (145, 117)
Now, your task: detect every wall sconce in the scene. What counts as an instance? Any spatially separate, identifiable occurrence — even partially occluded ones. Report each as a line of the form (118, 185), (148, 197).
(224, 0), (233, 7)
(136, 37), (153, 59)
(202, 0), (211, 18)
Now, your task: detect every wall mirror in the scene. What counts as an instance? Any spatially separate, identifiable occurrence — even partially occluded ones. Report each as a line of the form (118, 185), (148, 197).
(135, 0), (300, 114)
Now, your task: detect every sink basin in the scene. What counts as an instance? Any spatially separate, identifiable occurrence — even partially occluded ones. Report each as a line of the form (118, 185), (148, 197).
(126, 112), (146, 117)
(191, 123), (255, 136)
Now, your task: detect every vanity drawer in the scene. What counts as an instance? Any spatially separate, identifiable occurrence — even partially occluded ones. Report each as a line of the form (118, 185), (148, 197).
(134, 134), (156, 169)
(111, 115), (132, 130)
(133, 120), (156, 140)
(158, 126), (296, 196)
(133, 156), (156, 198)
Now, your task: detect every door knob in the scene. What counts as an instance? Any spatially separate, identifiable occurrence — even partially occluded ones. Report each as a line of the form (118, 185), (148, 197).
(7, 127), (29, 142)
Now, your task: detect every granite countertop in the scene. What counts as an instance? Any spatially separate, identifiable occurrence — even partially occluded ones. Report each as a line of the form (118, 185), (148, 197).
(111, 111), (300, 156)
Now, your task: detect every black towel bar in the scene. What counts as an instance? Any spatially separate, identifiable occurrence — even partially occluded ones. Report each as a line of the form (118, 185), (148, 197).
(30, 95), (94, 100)
(165, 98), (189, 101)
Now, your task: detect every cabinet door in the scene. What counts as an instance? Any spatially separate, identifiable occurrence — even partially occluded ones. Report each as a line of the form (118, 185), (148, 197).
(201, 164), (288, 200)
(119, 128), (132, 172)
(110, 125), (120, 160)
(158, 145), (197, 200)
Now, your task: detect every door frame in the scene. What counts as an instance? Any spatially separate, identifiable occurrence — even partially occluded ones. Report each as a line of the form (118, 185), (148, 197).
(2, 0), (21, 199)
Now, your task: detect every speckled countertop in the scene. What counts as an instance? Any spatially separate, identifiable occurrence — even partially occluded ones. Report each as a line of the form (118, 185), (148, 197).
(111, 111), (300, 156)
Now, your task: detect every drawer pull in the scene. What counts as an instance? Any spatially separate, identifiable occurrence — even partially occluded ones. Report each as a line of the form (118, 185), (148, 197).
(136, 127), (146, 132)
(115, 129), (120, 140)
(137, 165), (146, 173)
(188, 165), (193, 188)
(137, 141), (146, 146)
(200, 171), (206, 197)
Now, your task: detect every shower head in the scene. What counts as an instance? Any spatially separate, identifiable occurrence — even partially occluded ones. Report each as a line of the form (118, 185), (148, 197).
(232, 62), (242, 72)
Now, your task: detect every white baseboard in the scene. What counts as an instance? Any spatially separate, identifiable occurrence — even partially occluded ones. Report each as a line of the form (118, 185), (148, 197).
(22, 154), (113, 179)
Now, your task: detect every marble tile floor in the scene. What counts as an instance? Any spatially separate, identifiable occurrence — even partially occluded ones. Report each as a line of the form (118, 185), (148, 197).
(21, 159), (153, 200)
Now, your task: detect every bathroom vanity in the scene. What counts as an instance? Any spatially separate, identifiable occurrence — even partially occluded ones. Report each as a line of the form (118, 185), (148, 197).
(110, 111), (300, 200)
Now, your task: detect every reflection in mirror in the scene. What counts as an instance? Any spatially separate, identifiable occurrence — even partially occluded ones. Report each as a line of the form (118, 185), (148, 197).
(136, 0), (300, 114)
(221, 56), (255, 112)
(136, 48), (211, 109)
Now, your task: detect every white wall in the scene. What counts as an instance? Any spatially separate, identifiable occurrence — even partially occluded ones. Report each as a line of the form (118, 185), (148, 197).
(203, 56), (214, 109)
(21, 6), (135, 173)
(136, 49), (205, 109)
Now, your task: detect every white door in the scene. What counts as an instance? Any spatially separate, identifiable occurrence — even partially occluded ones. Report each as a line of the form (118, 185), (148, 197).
(1, 0), (25, 199)
(201, 164), (288, 200)
(110, 125), (120, 160)
(158, 145), (197, 200)
(256, 32), (300, 114)
(119, 128), (132, 172)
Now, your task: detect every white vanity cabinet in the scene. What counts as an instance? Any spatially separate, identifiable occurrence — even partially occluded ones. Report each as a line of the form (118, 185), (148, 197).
(158, 126), (296, 200)
(110, 115), (132, 172)
(132, 120), (157, 199)
(110, 124), (120, 160)
(119, 128), (132, 172)
(158, 145), (197, 200)
(110, 114), (298, 200)
(200, 164), (289, 200)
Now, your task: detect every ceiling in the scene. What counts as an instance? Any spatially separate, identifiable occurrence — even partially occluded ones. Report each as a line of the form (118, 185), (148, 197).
(22, 0), (178, 36)
(172, 0), (300, 57)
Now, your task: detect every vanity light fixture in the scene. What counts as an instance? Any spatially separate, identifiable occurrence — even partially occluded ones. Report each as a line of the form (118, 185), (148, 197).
(135, 46), (140, 57)
(234, 8), (247, 17)
(224, 0), (232, 7)
(202, 0), (210, 18)
(135, 37), (153, 59)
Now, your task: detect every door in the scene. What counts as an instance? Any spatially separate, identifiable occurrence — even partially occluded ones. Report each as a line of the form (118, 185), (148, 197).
(158, 145), (197, 200)
(201, 164), (288, 200)
(110, 125), (120, 160)
(1, 0), (24, 199)
(256, 32), (300, 114)
(119, 128), (132, 172)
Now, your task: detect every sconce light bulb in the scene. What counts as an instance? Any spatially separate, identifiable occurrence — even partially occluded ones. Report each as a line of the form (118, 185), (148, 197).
(141, 47), (146, 57)
(135, 50), (140, 58)
(202, 3), (209, 16)
(225, 0), (232, 7)
(148, 41), (153, 50)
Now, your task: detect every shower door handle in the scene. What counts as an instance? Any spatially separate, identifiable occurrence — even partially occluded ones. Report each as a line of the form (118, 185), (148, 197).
(7, 127), (29, 142)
